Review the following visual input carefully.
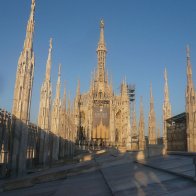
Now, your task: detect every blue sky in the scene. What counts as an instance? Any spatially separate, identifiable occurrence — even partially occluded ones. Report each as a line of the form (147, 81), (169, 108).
(0, 0), (196, 135)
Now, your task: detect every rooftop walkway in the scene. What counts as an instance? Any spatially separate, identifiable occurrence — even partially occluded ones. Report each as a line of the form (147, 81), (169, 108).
(136, 152), (196, 180)
(1, 149), (196, 195)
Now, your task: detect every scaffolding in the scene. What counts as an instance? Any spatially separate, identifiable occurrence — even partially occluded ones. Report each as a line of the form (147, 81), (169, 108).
(127, 84), (138, 149)
(127, 84), (135, 103)
(127, 84), (136, 123)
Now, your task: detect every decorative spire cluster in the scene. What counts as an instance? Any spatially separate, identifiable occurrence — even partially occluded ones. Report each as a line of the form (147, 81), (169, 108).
(15, 6), (196, 153)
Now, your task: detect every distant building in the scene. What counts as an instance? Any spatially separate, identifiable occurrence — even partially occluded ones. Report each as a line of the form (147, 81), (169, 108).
(166, 112), (187, 151)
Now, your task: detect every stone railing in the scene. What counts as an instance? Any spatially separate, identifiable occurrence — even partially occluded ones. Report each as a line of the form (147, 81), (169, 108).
(0, 109), (12, 177)
(0, 109), (76, 178)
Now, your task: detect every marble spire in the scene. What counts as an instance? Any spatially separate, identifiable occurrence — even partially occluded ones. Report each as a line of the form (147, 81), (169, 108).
(148, 83), (157, 144)
(59, 83), (67, 139)
(162, 68), (172, 149)
(12, 0), (36, 123)
(56, 64), (61, 100)
(186, 45), (196, 151)
(45, 38), (52, 81)
(97, 19), (107, 84)
(38, 38), (53, 130)
(23, 0), (35, 50)
(51, 64), (62, 135)
(62, 83), (67, 113)
(138, 96), (145, 150)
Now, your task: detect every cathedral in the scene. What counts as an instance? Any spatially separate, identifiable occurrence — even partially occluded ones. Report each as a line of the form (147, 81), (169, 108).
(74, 20), (131, 147)
(3, 0), (196, 179)
(11, 0), (196, 154)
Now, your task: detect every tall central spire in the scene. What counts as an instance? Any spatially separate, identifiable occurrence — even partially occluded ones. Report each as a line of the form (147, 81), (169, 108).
(98, 20), (106, 47)
(96, 19), (107, 83)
